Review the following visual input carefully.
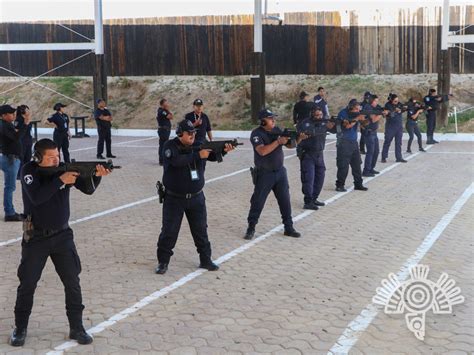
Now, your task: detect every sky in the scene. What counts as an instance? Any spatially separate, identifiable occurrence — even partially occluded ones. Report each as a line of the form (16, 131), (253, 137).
(0, 0), (472, 23)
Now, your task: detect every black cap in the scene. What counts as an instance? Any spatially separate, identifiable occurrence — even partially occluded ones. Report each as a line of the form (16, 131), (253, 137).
(259, 108), (277, 120)
(177, 119), (196, 134)
(53, 103), (67, 111)
(348, 99), (360, 110)
(0, 104), (17, 115)
(193, 99), (203, 106)
(299, 91), (309, 100)
(364, 91), (372, 98)
(96, 98), (105, 104)
(311, 104), (323, 112)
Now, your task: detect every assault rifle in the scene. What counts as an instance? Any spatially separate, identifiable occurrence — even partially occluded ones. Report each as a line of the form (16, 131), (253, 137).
(179, 139), (243, 162)
(37, 159), (121, 177)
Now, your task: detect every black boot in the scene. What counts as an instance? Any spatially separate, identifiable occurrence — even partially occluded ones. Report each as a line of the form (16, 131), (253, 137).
(419, 147), (426, 152)
(155, 263), (168, 274)
(303, 202), (319, 210)
(9, 328), (27, 347)
(283, 227), (301, 238)
(199, 259), (219, 271)
(354, 185), (368, 191)
(335, 186), (347, 192)
(244, 225), (255, 240)
(313, 199), (325, 207)
(69, 326), (93, 345)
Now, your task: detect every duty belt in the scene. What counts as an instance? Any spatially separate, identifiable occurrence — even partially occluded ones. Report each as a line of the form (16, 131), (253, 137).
(33, 223), (70, 237)
(166, 189), (202, 199)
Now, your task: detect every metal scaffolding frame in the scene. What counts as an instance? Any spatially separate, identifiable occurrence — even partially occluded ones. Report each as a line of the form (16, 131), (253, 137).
(0, 0), (106, 109)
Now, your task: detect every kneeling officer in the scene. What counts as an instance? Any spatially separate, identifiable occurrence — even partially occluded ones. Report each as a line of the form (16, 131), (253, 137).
(9, 138), (111, 347)
(156, 120), (234, 274)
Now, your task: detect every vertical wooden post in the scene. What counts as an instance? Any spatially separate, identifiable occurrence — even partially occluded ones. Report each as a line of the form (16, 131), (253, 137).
(251, 52), (266, 124)
(437, 48), (451, 127)
(93, 54), (107, 107)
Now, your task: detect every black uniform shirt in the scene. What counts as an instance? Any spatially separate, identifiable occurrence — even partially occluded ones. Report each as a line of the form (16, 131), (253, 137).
(296, 117), (330, 153)
(292, 101), (314, 124)
(157, 108), (171, 129)
(362, 102), (380, 132)
(184, 112), (211, 145)
(14, 115), (33, 144)
(0, 119), (28, 156)
(384, 102), (403, 126)
(94, 108), (112, 129)
(162, 137), (219, 195)
(406, 104), (421, 125)
(21, 161), (101, 230)
(47, 112), (69, 133)
(251, 126), (284, 171)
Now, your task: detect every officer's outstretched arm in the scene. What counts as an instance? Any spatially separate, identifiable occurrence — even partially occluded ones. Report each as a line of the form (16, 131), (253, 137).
(75, 176), (102, 195)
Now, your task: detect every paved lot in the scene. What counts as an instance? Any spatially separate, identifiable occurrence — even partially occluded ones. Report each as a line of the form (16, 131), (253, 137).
(0, 134), (472, 355)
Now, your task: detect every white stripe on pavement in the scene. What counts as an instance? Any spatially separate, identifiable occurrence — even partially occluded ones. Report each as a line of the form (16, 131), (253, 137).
(328, 181), (474, 355)
(46, 143), (428, 354)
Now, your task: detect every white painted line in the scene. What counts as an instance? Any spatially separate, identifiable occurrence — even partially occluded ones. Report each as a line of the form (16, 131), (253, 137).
(328, 181), (474, 355)
(0, 142), (316, 248)
(69, 136), (158, 153)
(46, 141), (426, 354)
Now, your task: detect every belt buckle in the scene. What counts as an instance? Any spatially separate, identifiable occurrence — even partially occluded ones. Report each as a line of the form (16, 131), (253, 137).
(186, 193), (192, 199)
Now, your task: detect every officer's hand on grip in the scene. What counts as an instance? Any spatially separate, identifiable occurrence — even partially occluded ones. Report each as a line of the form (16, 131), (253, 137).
(223, 143), (235, 152)
(277, 136), (289, 145)
(199, 149), (212, 159)
(95, 164), (111, 177)
(60, 171), (80, 185)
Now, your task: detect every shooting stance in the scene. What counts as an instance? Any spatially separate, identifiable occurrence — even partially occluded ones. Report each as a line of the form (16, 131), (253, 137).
(9, 138), (112, 347)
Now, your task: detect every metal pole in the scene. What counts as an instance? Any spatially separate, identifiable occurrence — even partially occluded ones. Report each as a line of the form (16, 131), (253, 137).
(254, 0), (262, 53)
(93, 0), (107, 107)
(454, 106), (458, 134)
(94, 0), (104, 55)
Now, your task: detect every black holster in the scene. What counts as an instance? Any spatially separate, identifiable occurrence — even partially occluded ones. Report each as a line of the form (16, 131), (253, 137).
(250, 167), (259, 185)
(156, 181), (166, 203)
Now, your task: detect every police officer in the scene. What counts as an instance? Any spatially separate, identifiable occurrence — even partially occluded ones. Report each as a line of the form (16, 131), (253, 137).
(335, 99), (368, 192)
(94, 98), (116, 159)
(381, 94), (407, 163)
(405, 98), (426, 153)
(313, 86), (330, 119)
(361, 94), (386, 177)
(47, 103), (71, 163)
(423, 89), (448, 144)
(359, 91), (372, 154)
(293, 91), (314, 124)
(296, 106), (335, 209)
(9, 138), (111, 347)
(156, 119), (234, 275)
(15, 105), (33, 169)
(157, 98), (173, 165)
(184, 99), (212, 146)
(1, 104), (30, 222)
(244, 109), (301, 240)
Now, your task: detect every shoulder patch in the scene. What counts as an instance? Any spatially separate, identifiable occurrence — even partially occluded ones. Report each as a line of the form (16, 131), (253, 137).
(164, 149), (172, 158)
(24, 174), (34, 185)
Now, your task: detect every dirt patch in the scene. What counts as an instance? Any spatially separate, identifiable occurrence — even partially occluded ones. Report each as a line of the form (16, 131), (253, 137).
(0, 74), (473, 132)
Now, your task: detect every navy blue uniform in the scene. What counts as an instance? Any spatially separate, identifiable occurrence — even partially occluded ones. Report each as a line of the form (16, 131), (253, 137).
(292, 100), (314, 124)
(94, 108), (113, 157)
(313, 95), (330, 119)
(157, 107), (172, 164)
(184, 112), (211, 146)
(296, 117), (332, 204)
(362, 103), (381, 174)
(406, 104), (423, 151)
(247, 126), (294, 230)
(335, 109), (363, 188)
(381, 102), (403, 161)
(14, 161), (102, 330)
(157, 137), (221, 265)
(47, 112), (70, 163)
(14, 116), (33, 166)
(423, 94), (446, 143)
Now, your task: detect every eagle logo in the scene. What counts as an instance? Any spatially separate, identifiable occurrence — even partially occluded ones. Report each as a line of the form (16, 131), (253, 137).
(24, 174), (34, 185)
(373, 264), (464, 340)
